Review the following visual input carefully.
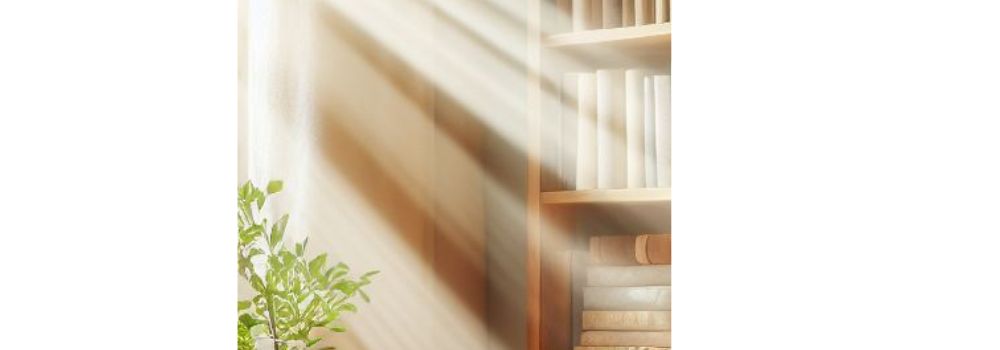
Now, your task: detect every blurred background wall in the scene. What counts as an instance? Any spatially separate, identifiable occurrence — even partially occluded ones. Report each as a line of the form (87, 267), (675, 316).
(238, 0), (528, 349)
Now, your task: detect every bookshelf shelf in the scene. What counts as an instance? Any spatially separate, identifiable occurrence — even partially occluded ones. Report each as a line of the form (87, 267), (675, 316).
(541, 188), (671, 204)
(545, 23), (671, 49)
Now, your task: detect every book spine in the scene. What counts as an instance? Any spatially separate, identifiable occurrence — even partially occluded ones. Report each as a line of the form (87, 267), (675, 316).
(655, 0), (668, 23)
(589, 234), (636, 265)
(557, 0), (573, 33)
(560, 73), (579, 190)
(625, 69), (645, 188)
(596, 69), (626, 189)
(643, 76), (657, 187)
(576, 73), (598, 189)
(653, 75), (670, 188)
(587, 265), (671, 286)
(582, 311), (671, 331)
(580, 331), (671, 347)
(583, 286), (671, 310)
(591, 0), (604, 29)
(602, 0), (623, 28)
(635, 0), (652, 25)
(636, 233), (670, 265)
(572, 0), (591, 31)
(622, 0), (635, 26)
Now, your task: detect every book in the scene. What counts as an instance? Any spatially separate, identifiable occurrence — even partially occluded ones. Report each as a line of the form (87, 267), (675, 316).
(582, 311), (671, 331)
(653, 76), (670, 188)
(602, 0), (623, 28)
(573, 346), (670, 350)
(635, 0), (653, 25)
(572, 0), (591, 31)
(622, 0), (635, 26)
(576, 73), (598, 189)
(587, 265), (671, 286)
(583, 286), (671, 310)
(560, 73), (580, 190)
(635, 233), (670, 265)
(580, 331), (671, 347)
(589, 234), (671, 265)
(596, 69), (626, 189)
(643, 76), (657, 187)
(575, 347), (668, 350)
(591, 0), (604, 29)
(625, 69), (645, 188)
(655, 0), (668, 23)
(557, 0), (573, 33)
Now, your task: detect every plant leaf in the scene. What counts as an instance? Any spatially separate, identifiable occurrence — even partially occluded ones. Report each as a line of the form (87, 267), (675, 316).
(309, 254), (327, 276)
(238, 300), (251, 311)
(267, 180), (284, 194)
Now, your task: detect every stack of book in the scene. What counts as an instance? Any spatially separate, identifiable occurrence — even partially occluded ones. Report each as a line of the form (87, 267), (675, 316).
(555, 0), (670, 33)
(576, 233), (671, 350)
(551, 70), (670, 191)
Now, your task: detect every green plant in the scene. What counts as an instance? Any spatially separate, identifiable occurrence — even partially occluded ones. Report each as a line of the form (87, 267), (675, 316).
(238, 180), (377, 350)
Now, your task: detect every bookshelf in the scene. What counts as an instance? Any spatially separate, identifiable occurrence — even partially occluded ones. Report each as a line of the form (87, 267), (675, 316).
(545, 22), (671, 48)
(525, 1), (671, 350)
(542, 188), (671, 204)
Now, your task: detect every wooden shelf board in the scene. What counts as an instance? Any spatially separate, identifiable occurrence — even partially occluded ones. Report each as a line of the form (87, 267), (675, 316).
(545, 23), (671, 48)
(541, 188), (671, 204)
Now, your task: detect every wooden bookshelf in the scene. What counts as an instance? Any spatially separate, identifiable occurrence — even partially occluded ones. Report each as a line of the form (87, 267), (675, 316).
(542, 188), (671, 204)
(526, 2), (671, 350)
(545, 23), (671, 49)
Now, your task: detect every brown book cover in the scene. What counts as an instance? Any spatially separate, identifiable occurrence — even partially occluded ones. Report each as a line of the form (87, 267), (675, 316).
(583, 311), (670, 331)
(580, 331), (671, 347)
(590, 234), (670, 265)
(635, 234), (670, 264)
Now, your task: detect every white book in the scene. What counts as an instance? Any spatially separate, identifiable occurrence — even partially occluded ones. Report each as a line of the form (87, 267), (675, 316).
(576, 73), (598, 189)
(654, 75), (670, 188)
(560, 73), (579, 190)
(655, 0), (668, 23)
(643, 76), (657, 187)
(556, 0), (572, 33)
(625, 69), (645, 188)
(572, 0), (591, 31)
(596, 69), (626, 189)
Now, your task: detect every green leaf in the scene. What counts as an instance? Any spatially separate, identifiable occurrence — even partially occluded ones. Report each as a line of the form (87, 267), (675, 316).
(238, 300), (251, 311)
(254, 188), (265, 209)
(270, 214), (288, 248)
(267, 180), (284, 194)
(309, 254), (327, 276)
(358, 290), (370, 303)
(338, 303), (357, 313)
(329, 325), (346, 333)
(361, 270), (380, 279)
(250, 275), (265, 292)
(307, 338), (322, 347)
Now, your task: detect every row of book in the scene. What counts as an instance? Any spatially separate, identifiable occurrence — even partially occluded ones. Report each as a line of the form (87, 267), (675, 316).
(549, 70), (670, 191)
(576, 233), (671, 350)
(556, 0), (670, 33)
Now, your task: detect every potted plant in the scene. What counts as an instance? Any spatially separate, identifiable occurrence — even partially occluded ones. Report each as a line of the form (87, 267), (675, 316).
(238, 180), (377, 350)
